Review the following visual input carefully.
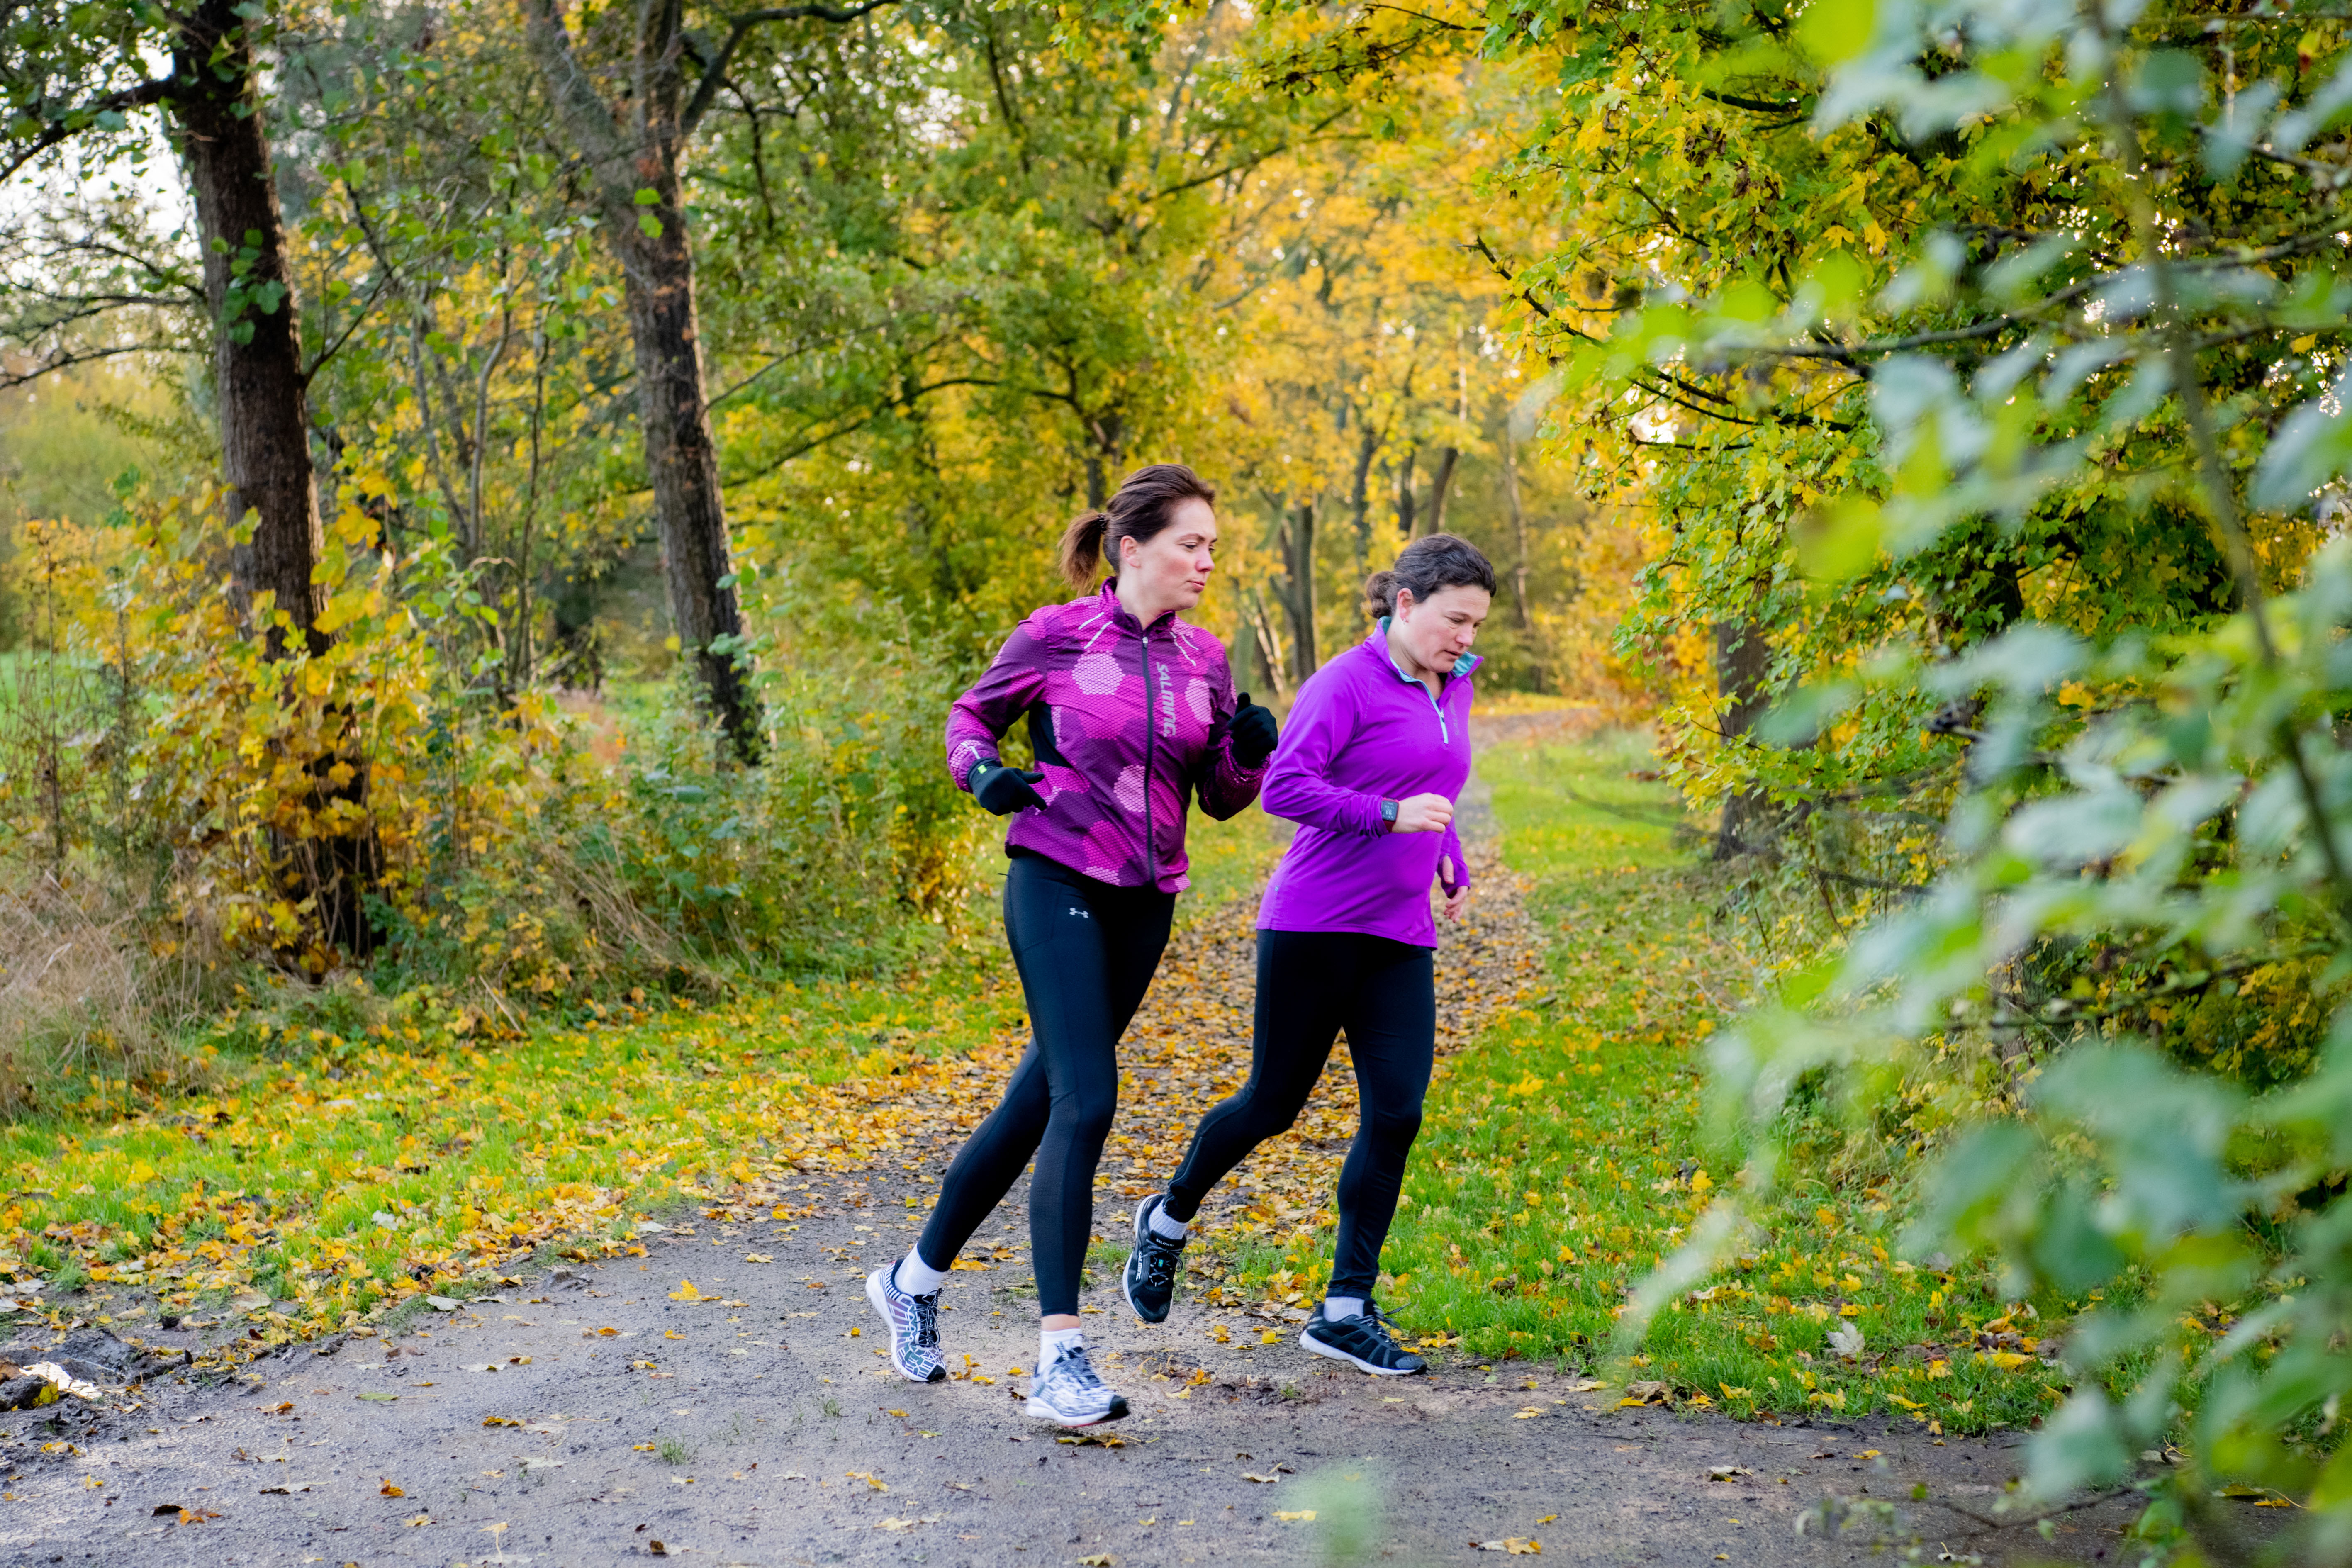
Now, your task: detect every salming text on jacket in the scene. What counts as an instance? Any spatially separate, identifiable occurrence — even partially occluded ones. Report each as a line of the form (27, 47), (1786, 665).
(945, 581), (1266, 892)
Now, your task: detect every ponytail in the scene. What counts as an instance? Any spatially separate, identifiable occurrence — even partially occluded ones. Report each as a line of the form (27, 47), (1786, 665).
(1055, 464), (1218, 593)
(1059, 510), (1112, 590)
(1363, 533), (1496, 620)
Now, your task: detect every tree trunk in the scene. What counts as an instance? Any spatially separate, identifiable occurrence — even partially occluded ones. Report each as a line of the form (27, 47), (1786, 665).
(615, 214), (760, 762)
(170, 0), (324, 657)
(1347, 416), (1378, 572)
(170, 0), (376, 954)
(1503, 428), (1532, 633)
(1393, 446), (1417, 538)
(1240, 586), (1288, 702)
(1712, 619), (1773, 860)
(521, 0), (761, 763)
(1280, 500), (1318, 681)
(1421, 445), (1460, 537)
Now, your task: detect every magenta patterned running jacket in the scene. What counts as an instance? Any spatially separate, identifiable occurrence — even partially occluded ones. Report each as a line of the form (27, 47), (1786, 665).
(945, 582), (1267, 892)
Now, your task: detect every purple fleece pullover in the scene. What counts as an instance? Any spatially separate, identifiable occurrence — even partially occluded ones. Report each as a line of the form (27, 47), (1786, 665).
(945, 582), (1266, 893)
(1256, 623), (1479, 946)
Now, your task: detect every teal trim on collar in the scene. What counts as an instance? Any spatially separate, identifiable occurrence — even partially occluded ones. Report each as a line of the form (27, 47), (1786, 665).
(1370, 620), (1481, 684)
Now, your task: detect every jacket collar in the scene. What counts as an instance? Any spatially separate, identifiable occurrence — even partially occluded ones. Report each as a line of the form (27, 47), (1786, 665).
(1368, 619), (1481, 684)
(1098, 578), (1178, 635)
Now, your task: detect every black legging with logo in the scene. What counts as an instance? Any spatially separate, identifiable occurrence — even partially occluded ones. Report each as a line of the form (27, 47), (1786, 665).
(1162, 929), (1435, 1298)
(915, 850), (1174, 1317)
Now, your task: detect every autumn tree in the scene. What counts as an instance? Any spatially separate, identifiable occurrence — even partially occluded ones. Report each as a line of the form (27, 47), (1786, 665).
(516, 0), (925, 761)
(0, 0), (383, 943)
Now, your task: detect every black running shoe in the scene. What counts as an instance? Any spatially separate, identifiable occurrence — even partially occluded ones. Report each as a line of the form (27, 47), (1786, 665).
(1120, 1194), (1187, 1324)
(1300, 1299), (1426, 1376)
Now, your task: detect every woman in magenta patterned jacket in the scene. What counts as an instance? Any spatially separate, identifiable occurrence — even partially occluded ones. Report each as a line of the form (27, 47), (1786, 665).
(865, 463), (1277, 1428)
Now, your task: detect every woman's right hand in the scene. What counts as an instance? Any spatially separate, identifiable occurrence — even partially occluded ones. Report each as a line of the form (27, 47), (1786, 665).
(971, 761), (1047, 816)
(1390, 792), (1453, 833)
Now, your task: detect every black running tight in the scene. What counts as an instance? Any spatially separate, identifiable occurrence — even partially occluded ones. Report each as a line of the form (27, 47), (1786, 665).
(1164, 930), (1435, 1298)
(915, 851), (1174, 1317)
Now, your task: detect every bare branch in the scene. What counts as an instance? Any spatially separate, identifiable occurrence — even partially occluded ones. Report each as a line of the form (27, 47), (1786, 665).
(679, 0), (902, 139)
(0, 76), (175, 187)
(0, 340), (196, 391)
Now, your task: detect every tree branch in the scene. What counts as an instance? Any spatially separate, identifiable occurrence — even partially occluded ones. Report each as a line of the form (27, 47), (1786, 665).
(0, 340), (196, 391)
(679, 0), (902, 139)
(0, 76), (175, 186)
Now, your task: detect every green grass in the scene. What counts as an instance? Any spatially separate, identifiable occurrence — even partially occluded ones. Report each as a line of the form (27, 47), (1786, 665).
(0, 777), (1283, 1363)
(1221, 729), (2083, 1433)
(0, 969), (1023, 1357)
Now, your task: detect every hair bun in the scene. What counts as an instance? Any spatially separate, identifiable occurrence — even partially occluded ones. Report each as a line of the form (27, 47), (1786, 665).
(1362, 534), (1496, 621)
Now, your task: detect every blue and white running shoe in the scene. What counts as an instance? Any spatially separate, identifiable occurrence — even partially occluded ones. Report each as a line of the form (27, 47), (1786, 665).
(864, 1261), (947, 1384)
(1026, 1340), (1130, 1427)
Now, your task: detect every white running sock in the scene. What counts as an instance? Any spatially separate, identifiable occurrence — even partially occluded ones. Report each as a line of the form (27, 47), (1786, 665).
(1040, 1325), (1085, 1368)
(1147, 1202), (1189, 1240)
(1324, 1295), (1366, 1322)
(894, 1252), (951, 1295)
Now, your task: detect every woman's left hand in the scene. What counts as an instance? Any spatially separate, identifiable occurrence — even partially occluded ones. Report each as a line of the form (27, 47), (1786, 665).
(1440, 857), (1470, 923)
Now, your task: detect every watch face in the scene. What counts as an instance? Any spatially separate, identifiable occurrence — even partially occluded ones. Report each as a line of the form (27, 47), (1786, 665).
(1381, 799), (1398, 822)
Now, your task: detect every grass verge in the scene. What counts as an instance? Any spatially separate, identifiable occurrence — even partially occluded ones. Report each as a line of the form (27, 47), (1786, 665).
(0, 802), (1286, 1369)
(1221, 729), (2087, 1434)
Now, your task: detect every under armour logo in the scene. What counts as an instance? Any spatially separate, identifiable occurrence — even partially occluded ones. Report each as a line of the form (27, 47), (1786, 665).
(1068, 907), (1091, 918)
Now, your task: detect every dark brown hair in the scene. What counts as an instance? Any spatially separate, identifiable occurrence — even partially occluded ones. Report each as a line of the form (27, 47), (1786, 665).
(1057, 463), (1217, 591)
(1364, 533), (1497, 620)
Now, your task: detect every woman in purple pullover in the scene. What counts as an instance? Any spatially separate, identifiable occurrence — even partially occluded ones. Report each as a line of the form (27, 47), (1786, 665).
(864, 463), (1276, 1427)
(1122, 533), (1495, 1376)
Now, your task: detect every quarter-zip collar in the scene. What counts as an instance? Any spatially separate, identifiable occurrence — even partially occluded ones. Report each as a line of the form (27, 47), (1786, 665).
(1102, 579), (1180, 638)
(1370, 619), (1480, 744)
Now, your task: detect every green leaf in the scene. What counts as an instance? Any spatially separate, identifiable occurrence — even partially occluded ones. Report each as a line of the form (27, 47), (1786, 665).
(1792, 497), (1882, 582)
(1795, 0), (1876, 67)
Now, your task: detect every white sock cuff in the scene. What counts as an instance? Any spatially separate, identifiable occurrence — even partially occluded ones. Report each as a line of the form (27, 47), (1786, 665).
(1324, 1295), (1366, 1321)
(1040, 1325), (1084, 1363)
(1146, 1203), (1189, 1240)
(895, 1251), (951, 1295)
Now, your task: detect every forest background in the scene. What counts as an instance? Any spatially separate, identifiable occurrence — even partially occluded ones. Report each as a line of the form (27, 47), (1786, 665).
(4, 0), (2352, 1563)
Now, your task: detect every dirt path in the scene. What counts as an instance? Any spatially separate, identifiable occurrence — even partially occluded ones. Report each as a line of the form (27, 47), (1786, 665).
(0, 1169), (2150, 1568)
(0, 783), (2155, 1566)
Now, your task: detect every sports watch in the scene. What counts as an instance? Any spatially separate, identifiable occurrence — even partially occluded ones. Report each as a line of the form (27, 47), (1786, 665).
(1380, 798), (1400, 829)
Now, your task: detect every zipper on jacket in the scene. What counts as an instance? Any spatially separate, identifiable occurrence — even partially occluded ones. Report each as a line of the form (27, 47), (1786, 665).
(1382, 637), (1451, 745)
(1141, 626), (1157, 881)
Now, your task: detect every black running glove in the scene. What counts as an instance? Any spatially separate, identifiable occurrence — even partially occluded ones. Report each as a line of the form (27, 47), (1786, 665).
(1225, 693), (1278, 767)
(969, 760), (1047, 816)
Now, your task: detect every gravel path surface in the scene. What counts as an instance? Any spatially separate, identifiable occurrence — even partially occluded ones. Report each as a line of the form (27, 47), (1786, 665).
(0, 1176), (2148, 1568)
